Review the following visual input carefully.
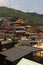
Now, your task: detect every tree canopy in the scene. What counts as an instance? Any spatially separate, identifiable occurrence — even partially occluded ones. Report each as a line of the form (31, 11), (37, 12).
(0, 6), (43, 25)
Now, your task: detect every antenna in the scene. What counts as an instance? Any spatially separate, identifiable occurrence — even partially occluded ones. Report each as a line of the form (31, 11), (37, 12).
(27, 9), (29, 12)
(9, 2), (11, 8)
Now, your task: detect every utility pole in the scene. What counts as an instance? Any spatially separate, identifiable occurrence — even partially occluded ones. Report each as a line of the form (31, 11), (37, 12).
(7, 1), (11, 8)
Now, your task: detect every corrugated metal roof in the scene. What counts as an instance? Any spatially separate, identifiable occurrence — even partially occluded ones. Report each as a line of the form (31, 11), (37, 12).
(0, 46), (43, 62)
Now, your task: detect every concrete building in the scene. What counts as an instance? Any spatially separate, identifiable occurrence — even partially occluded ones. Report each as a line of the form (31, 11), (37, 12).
(0, 38), (14, 51)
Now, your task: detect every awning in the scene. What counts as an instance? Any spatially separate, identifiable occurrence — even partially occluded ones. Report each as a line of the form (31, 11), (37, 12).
(17, 58), (42, 65)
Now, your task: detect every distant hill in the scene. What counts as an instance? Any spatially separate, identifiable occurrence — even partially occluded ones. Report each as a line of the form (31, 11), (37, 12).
(0, 6), (43, 25)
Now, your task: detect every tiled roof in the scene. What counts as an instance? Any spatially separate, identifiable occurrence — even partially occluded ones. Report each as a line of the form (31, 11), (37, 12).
(37, 26), (43, 31)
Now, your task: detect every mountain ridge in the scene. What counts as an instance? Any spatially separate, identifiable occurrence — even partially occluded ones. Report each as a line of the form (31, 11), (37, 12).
(0, 6), (43, 25)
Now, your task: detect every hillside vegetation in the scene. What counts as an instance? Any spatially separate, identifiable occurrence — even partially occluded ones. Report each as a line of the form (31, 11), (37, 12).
(0, 6), (43, 25)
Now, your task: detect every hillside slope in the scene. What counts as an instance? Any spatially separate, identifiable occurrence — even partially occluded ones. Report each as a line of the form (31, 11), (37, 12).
(0, 6), (43, 25)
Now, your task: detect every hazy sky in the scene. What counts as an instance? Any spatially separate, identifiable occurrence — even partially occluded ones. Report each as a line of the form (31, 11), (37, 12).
(0, 0), (43, 14)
